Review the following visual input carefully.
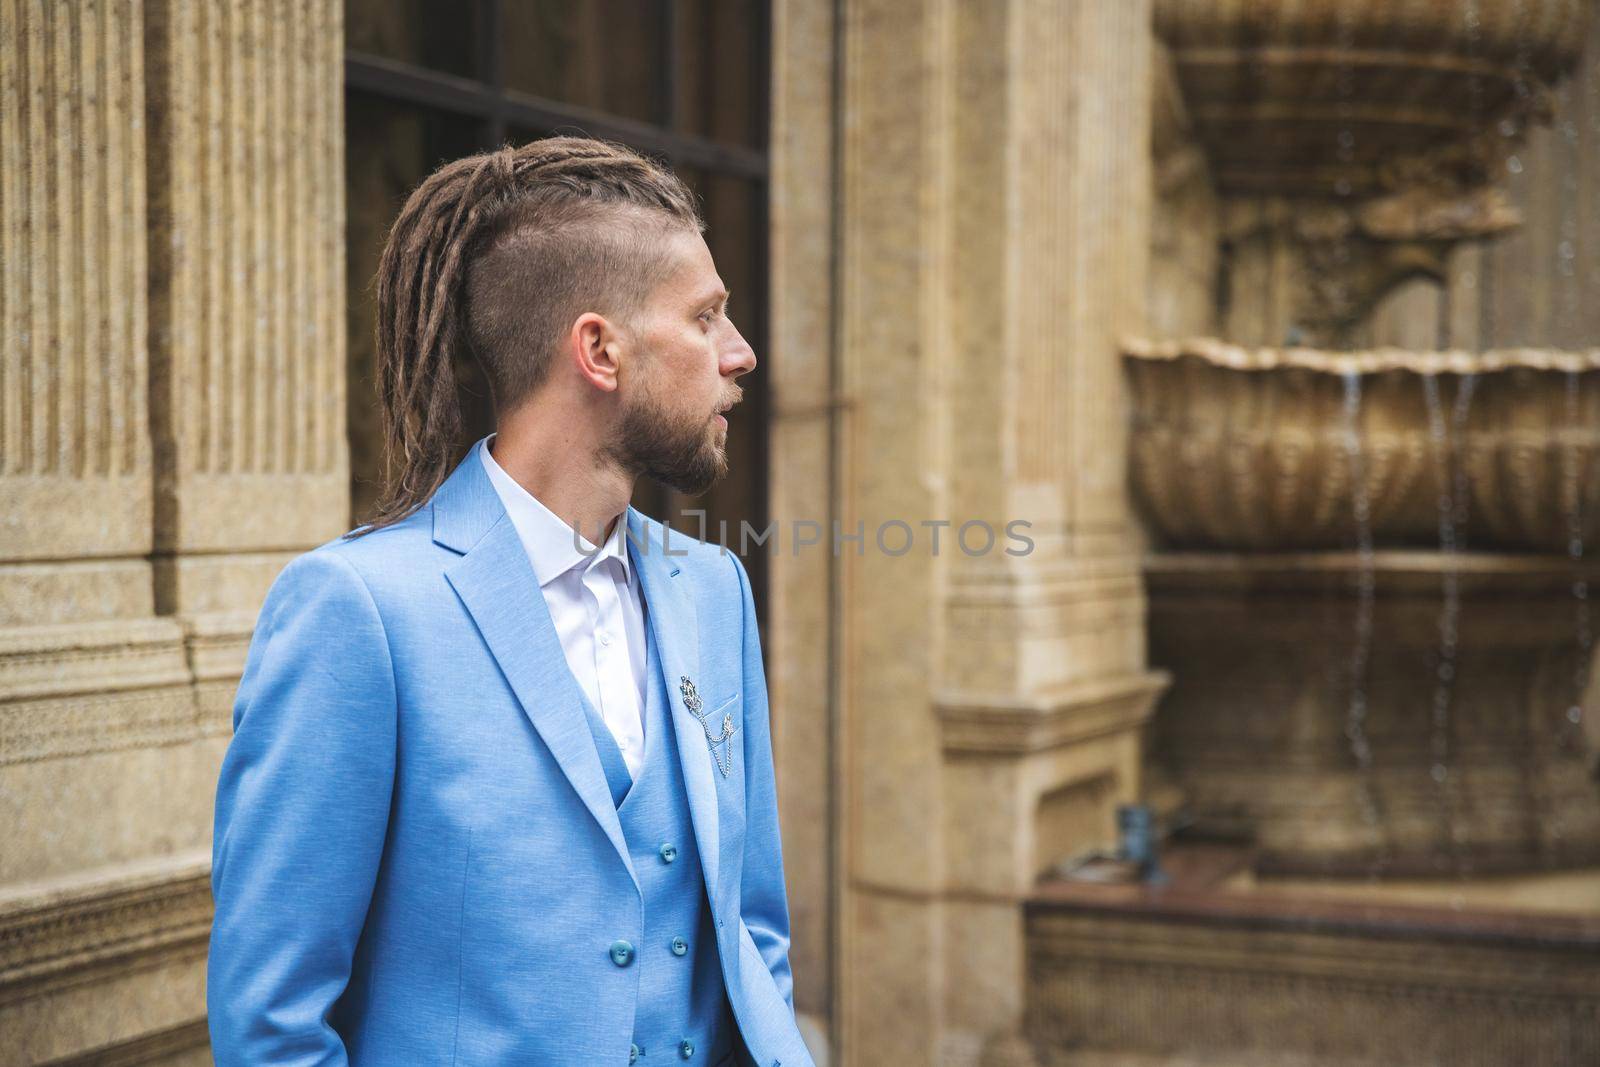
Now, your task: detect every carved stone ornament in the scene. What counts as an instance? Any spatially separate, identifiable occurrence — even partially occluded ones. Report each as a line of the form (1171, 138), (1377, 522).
(1153, 0), (1590, 199)
(1156, 0), (1590, 342)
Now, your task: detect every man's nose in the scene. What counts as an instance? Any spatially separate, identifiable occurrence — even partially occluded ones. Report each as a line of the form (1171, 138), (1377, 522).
(722, 322), (757, 378)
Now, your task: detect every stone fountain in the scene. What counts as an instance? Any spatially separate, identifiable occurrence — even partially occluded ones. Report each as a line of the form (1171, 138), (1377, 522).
(1127, 336), (1600, 877)
(1130, 0), (1600, 879)
(1023, 3), (1600, 1065)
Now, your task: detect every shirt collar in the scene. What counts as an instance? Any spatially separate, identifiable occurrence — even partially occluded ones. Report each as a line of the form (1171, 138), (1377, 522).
(476, 434), (631, 588)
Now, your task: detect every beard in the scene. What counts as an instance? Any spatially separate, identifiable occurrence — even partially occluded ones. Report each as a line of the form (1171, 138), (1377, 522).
(604, 382), (729, 497)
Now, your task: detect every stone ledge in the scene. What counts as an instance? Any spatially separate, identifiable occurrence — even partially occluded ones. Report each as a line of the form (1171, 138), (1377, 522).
(38, 1018), (210, 1067)
(0, 620), (190, 702)
(179, 612), (256, 685)
(1146, 549), (1600, 594)
(1025, 889), (1600, 1065)
(936, 671), (1170, 756)
(0, 850), (213, 1007)
(0, 615), (256, 763)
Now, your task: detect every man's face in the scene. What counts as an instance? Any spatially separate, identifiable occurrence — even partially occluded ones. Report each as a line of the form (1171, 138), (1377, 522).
(607, 228), (755, 495)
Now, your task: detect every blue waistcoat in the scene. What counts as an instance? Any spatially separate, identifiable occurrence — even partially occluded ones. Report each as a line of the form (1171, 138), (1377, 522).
(578, 606), (737, 1066)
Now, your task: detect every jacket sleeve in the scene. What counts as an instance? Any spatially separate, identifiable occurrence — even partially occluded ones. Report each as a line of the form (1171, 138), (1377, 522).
(207, 548), (397, 1066)
(730, 550), (797, 1009)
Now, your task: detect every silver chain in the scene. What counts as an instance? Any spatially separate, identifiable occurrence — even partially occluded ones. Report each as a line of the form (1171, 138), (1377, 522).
(679, 676), (735, 778)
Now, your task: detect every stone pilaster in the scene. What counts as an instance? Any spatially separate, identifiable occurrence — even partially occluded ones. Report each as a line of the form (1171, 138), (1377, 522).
(144, 0), (347, 725)
(824, 2), (1167, 1064)
(831, 0), (953, 1061)
(934, 3), (1166, 1063)
(1, 0), (153, 603)
(0, 2), (211, 1062)
(769, 0), (842, 1056)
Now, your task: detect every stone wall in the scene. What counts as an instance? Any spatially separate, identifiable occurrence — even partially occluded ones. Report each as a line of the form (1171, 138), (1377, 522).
(0, 1), (346, 1061)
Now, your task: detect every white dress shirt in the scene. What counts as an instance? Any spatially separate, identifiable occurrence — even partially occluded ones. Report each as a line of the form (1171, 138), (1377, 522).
(477, 434), (649, 778)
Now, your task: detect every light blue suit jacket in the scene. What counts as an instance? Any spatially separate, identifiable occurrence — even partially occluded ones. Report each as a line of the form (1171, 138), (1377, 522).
(207, 450), (812, 1066)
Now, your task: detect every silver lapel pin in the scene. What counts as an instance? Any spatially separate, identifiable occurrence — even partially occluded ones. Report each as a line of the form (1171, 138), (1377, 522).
(679, 675), (702, 714)
(680, 675), (733, 779)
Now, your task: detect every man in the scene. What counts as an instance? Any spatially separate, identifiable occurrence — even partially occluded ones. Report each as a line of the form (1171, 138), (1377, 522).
(207, 136), (812, 1067)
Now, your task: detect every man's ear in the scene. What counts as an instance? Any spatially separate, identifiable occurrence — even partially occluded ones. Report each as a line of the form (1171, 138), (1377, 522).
(569, 312), (622, 393)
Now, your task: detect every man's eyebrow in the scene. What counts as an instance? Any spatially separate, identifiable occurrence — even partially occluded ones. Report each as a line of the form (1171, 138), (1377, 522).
(696, 287), (730, 308)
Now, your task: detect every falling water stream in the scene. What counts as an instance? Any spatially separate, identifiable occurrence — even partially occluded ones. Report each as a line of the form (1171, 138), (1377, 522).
(1340, 371), (1388, 874)
(1579, 0), (1600, 795)
(1329, 4), (1392, 875)
(1322, 3), (1599, 882)
(1562, 371), (1591, 740)
(1548, 64), (1592, 858)
(1422, 371), (1478, 873)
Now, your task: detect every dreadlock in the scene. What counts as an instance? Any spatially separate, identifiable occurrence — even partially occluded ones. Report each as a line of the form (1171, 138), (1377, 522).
(350, 135), (704, 538)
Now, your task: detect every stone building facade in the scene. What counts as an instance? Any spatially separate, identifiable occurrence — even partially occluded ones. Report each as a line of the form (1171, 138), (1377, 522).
(7, 2), (1593, 1065)
(6, 0), (1160, 1061)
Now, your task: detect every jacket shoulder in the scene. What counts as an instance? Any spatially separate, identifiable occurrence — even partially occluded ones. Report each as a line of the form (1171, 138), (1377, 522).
(265, 506), (443, 606)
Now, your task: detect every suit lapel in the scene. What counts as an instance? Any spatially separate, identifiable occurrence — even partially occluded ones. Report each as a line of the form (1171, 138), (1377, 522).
(434, 450), (639, 894)
(627, 508), (721, 908)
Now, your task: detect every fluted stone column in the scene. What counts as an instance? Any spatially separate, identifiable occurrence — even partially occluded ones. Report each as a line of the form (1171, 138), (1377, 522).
(145, 0), (347, 727)
(0, 1), (345, 1061)
(0, 2), (209, 1061)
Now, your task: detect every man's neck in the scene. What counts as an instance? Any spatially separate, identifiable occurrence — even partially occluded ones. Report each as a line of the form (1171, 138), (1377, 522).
(488, 412), (634, 547)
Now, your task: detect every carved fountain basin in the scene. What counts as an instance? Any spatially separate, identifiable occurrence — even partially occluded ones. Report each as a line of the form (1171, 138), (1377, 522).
(1125, 337), (1600, 554)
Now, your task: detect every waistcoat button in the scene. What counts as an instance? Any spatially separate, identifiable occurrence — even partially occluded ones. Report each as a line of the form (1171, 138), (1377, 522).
(670, 935), (688, 956)
(609, 939), (635, 967)
(659, 842), (678, 863)
(679, 1038), (695, 1059)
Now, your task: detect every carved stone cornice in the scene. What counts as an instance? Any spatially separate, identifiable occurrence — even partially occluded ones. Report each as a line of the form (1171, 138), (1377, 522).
(0, 851), (212, 1008)
(180, 612), (256, 682)
(0, 620), (189, 704)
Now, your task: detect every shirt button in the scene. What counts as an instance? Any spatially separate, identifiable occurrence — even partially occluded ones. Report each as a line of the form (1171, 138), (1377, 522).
(659, 842), (677, 864)
(679, 1038), (695, 1059)
(609, 939), (635, 967)
(599, 631), (612, 646)
(670, 935), (688, 956)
